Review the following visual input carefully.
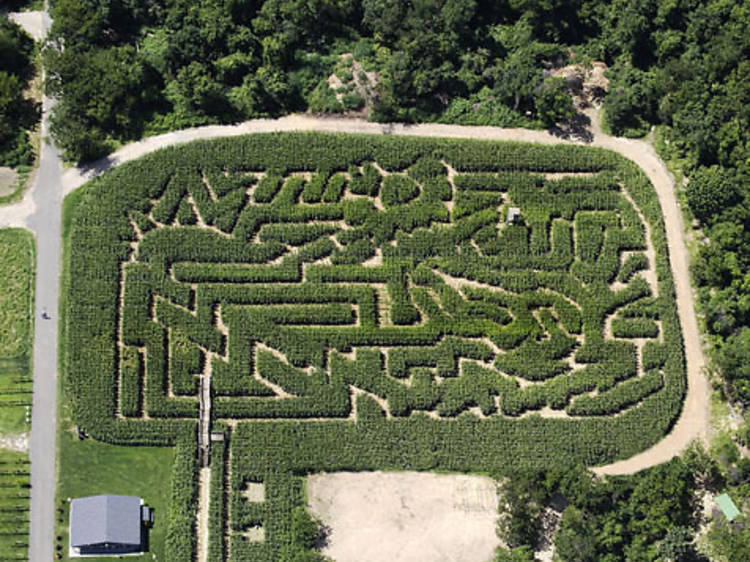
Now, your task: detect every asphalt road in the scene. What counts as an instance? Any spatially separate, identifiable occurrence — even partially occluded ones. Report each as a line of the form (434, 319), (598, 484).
(26, 97), (61, 561)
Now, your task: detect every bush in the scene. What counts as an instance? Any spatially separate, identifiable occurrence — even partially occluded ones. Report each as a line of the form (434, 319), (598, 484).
(380, 174), (419, 206)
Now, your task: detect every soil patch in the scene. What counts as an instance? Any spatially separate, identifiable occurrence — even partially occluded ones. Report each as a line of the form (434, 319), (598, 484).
(0, 432), (28, 453)
(307, 471), (499, 562)
(0, 167), (18, 197)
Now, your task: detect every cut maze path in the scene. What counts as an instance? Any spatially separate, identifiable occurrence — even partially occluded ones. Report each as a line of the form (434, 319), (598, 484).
(59, 113), (710, 475)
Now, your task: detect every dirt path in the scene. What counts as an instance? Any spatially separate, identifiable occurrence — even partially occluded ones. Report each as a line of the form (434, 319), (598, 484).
(58, 111), (710, 475)
(196, 467), (211, 562)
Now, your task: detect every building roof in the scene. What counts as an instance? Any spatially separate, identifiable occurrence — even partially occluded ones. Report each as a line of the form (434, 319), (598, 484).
(507, 207), (521, 222)
(715, 493), (741, 521)
(70, 495), (142, 547)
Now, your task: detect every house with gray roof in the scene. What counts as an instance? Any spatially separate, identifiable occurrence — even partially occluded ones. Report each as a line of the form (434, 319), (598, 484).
(69, 495), (150, 556)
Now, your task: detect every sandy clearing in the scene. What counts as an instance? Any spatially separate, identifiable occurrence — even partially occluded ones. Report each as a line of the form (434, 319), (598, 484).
(307, 471), (499, 562)
(0, 167), (18, 196)
(7, 11), (46, 42)
(0, 432), (29, 453)
(60, 109), (711, 475)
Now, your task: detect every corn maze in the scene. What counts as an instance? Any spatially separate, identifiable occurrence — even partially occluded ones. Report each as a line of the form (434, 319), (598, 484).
(64, 133), (685, 560)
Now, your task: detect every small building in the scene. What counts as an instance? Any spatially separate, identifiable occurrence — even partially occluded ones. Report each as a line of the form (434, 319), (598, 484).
(507, 206), (521, 225)
(715, 493), (741, 522)
(69, 495), (148, 557)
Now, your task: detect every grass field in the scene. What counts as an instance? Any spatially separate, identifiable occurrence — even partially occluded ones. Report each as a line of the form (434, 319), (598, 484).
(55, 418), (175, 561)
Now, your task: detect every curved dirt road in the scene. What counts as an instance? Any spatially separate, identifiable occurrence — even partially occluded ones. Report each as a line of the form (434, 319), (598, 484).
(60, 114), (710, 475)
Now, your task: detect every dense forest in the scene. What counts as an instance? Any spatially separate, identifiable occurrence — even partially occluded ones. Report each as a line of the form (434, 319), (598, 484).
(0, 14), (35, 167)
(494, 442), (750, 561)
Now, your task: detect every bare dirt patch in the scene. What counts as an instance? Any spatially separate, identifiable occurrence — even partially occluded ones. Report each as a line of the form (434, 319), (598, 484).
(0, 167), (18, 197)
(307, 471), (499, 562)
(0, 432), (28, 453)
(243, 481), (265, 502)
(7, 12), (46, 42)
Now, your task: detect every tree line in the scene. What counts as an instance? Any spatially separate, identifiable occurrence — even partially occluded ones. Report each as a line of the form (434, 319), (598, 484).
(0, 15), (36, 167)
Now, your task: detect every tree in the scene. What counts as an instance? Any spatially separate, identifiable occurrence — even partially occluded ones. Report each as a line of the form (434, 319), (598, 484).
(535, 76), (575, 126)
(493, 546), (535, 562)
(0, 19), (33, 78)
(657, 526), (698, 561)
(706, 518), (750, 562)
(498, 472), (546, 548)
(165, 61), (228, 125)
(685, 166), (740, 224)
(554, 506), (597, 562)
(0, 72), (25, 144)
(718, 328), (750, 401)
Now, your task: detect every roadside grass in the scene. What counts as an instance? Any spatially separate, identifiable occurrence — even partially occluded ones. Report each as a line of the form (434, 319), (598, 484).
(0, 449), (30, 561)
(0, 228), (34, 561)
(54, 420), (175, 562)
(0, 165), (33, 206)
(0, 229), (34, 435)
(0, 229), (34, 358)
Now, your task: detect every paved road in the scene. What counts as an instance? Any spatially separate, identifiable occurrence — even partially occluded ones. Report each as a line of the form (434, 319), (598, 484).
(26, 94), (61, 562)
(24, 6), (59, 561)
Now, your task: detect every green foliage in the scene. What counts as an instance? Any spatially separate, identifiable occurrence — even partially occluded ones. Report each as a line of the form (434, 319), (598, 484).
(497, 471), (546, 548)
(717, 328), (750, 401)
(554, 506), (598, 562)
(549, 460), (698, 561)
(0, 229), (34, 359)
(380, 174), (419, 207)
(685, 166), (741, 224)
(492, 546), (534, 562)
(0, 18), (36, 166)
(289, 507), (323, 550)
(165, 430), (199, 560)
(535, 77), (576, 126)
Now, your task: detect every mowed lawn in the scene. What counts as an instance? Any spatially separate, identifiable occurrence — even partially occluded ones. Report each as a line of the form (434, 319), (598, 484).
(56, 422), (175, 561)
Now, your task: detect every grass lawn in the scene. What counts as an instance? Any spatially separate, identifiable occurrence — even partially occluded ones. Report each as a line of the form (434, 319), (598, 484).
(55, 419), (175, 561)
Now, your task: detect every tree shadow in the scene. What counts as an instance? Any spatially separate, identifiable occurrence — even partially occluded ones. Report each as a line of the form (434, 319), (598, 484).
(548, 111), (593, 143)
(313, 524), (331, 550)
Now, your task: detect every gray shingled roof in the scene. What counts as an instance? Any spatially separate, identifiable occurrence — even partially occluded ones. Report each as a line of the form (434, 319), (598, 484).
(70, 495), (142, 547)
